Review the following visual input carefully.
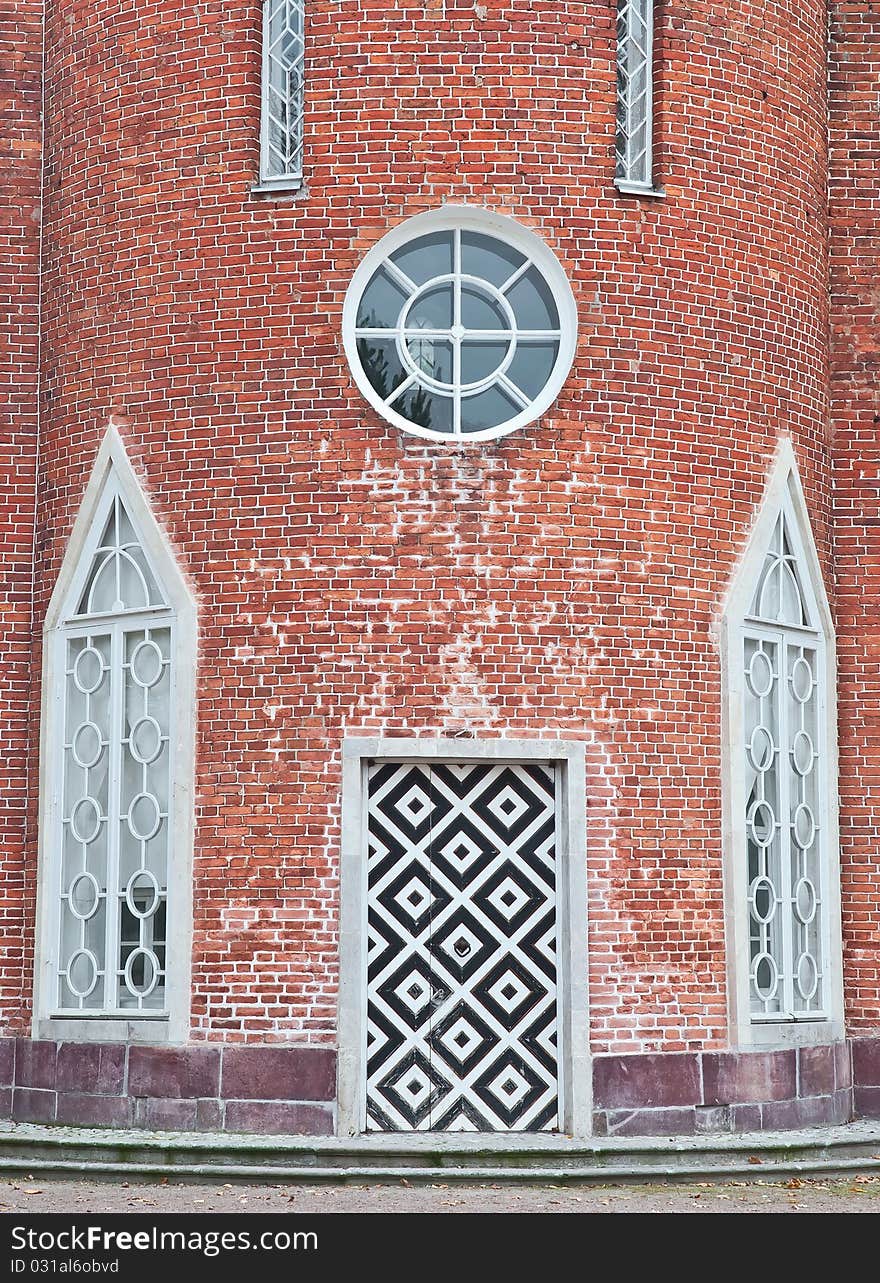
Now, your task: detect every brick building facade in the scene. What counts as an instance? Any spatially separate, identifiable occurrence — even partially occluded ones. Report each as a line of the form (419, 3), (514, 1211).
(0, 0), (878, 1137)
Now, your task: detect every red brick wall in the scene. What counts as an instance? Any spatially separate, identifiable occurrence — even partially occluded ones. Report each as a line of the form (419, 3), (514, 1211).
(23, 0), (832, 1052)
(0, 1), (41, 1031)
(830, 3), (880, 1033)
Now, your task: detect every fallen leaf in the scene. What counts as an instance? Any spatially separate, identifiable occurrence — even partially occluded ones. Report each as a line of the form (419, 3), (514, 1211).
(748, 1156), (763, 1165)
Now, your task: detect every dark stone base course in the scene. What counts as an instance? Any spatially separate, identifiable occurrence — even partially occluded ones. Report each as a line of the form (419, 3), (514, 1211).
(0, 1039), (335, 1136)
(593, 1041), (857, 1136)
(852, 1039), (880, 1122)
(594, 1089), (854, 1138)
(4, 1035), (880, 1137)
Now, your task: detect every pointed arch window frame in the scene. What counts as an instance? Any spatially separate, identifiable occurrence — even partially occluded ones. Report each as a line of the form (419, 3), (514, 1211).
(720, 441), (844, 1049)
(34, 428), (197, 1044)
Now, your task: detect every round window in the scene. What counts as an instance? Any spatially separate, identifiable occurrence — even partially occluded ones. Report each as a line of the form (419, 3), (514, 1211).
(343, 208), (578, 442)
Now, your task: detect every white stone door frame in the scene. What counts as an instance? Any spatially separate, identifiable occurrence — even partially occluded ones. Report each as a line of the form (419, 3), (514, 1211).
(337, 737), (590, 1138)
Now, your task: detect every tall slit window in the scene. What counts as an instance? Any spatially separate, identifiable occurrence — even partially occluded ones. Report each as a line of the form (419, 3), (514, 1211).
(741, 512), (827, 1023)
(53, 487), (174, 1016)
(615, 0), (655, 193)
(259, 0), (305, 189)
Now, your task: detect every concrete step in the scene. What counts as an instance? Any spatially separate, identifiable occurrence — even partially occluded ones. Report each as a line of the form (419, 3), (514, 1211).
(1, 1121), (880, 1183)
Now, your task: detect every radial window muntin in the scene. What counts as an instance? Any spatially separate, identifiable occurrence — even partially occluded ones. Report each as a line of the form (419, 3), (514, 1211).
(343, 209), (578, 443)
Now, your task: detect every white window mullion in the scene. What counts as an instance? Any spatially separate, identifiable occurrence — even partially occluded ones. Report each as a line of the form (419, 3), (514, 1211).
(777, 635), (796, 1018)
(51, 634), (66, 1010)
(817, 640), (830, 1015)
(453, 228), (462, 438)
(105, 621), (124, 1013)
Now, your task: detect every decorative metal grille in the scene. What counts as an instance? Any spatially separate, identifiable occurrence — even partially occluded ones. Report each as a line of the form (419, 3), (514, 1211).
(743, 515), (825, 1020)
(56, 493), (172, 1014)
(259, 0), (305, 187)
(615, 0), (654, 189)
(366, 761), (559, 1132)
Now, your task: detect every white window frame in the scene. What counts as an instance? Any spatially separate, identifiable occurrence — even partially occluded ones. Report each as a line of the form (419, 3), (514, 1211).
(720, 440), (844, 1049)
(341, 206), (579, 444)
(34, 427), (197, 1044)
(615, 0), (664, 198)
(256, 0), (306, 193)
(337, 737), (591, 1138)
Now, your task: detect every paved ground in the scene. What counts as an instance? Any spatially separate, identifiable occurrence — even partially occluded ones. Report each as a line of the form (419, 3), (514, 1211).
(1, 1174), (879, 1213)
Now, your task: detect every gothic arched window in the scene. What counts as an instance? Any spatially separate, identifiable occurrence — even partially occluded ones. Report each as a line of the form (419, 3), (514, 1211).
(722, 444), (843, 1043)
(37, 432), (196, 1039)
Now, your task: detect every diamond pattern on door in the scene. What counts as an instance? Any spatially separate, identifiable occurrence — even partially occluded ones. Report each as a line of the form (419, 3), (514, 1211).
(366, 761), (558, 1132)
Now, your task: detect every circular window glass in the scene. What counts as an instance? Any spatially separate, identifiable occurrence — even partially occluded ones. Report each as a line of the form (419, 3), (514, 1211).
(67, 949), (99, 999)
(343, 209), (577, 442)
(128, 792), (162, 842)
(68, 872), (101, 921)
(130, 716), (163, 766)
(73, 646), (104, 695)
(130, 640), (164, 689)
(72, 721), (104, 770)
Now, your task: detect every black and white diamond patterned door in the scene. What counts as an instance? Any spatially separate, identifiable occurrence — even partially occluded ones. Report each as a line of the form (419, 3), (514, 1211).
(366, 761), (559, 1132)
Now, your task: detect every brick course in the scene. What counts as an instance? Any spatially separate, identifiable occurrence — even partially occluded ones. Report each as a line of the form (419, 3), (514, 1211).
(829, 0), (880, 1036)
(0, 0), (41, 1038)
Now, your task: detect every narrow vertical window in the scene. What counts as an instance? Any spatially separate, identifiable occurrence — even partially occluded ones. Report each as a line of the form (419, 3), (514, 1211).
(615, 0), (655, 193)
(722, 448), (843, 1044)
(38, 432), (196, 1039)
(259, 0), (306, 190)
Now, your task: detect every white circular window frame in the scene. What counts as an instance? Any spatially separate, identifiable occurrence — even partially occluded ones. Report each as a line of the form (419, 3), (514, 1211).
(342, 206), (579, 444)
